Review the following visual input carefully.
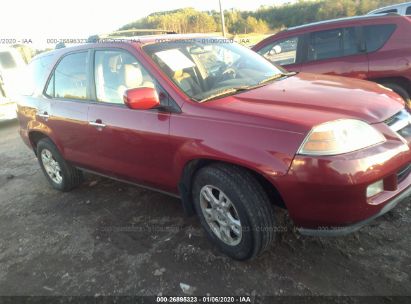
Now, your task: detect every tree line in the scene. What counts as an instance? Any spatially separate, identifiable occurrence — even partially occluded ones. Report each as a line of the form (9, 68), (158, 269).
(252, 0), (405, 30)
(119, 0), (405, 35)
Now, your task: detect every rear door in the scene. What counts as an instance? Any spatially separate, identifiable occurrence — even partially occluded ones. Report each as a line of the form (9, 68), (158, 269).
(300, 26), (369, 79)
(43, 51), (94, 166)
(256, 35), (303, 72)
(365, 23), (400, 80)
(86, 48), (178, 192)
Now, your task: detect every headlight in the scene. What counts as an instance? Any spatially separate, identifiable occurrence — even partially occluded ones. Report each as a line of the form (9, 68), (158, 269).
(298, 119), (385, 156)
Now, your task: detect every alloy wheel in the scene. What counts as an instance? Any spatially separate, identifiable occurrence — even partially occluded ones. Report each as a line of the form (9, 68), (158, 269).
(41, 149), (63, 184)
(199, 185), (242, 246)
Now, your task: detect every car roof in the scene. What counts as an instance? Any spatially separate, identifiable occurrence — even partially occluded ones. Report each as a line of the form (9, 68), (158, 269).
(368, 1), (411, 14)
(30, 33), (220, 63)
(286, 14), (402, 32)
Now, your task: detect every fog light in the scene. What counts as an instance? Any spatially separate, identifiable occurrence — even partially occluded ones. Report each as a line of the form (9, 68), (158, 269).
(366, 180), (384, 198)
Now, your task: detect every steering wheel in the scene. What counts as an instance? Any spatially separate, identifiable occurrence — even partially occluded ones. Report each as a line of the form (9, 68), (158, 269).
(222, 67), (236, 79)
(216, 63), (237, 82)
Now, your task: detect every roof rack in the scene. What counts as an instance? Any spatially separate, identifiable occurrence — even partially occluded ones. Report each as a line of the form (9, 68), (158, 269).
(87, 29), (177, 42)
(55, 42), (66, 49)
(111, 29), (177, 35)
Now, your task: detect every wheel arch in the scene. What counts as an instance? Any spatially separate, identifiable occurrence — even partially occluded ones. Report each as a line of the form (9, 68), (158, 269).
(28, 131), (48, 153)
(178, 158), (286, 216)
(28, 129), (63, 157)
(371, 76), (411, 96)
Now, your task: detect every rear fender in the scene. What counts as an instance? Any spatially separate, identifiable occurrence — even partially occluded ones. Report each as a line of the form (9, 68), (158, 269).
(27, 120), (65, 156)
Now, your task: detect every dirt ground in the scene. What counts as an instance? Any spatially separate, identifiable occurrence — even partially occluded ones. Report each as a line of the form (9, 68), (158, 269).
(0, 120), (410, 298)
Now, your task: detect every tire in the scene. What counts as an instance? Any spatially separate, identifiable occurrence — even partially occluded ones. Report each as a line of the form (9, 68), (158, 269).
(192, 164), (275, 260)
(36, 138), (83, 192)
(382, 83), (411, 110)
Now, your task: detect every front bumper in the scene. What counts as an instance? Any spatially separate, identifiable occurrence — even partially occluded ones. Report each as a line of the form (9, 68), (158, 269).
(272, 122), (411, 234)
(298, 184), (411, 236)
(0, 101), (17, 121)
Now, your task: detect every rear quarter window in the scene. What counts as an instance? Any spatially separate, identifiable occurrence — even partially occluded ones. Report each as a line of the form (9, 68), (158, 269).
(22, 55), (54, 96)
(0, 52), (16, 69)
(406, 6), (411, 15)
(364, 24), (396, 53)
(375, 9), (398, 14)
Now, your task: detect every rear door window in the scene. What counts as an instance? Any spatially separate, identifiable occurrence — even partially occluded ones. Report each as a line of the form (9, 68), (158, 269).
(406, 6), (411, 15)
(307, 27), (359, 61)
(364, 24), (396, 53)
(257, 36), (299, 66)
(47, 52), (89, 100)
(342, 27), (359, 57)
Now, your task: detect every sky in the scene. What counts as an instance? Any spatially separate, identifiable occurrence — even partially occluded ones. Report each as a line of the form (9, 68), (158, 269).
(0, 0), (292, 49)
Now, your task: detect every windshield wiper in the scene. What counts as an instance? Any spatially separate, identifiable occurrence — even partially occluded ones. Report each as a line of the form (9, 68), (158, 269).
(199, 86), (251, 103)
(198, 72), (297, 103)
(258, 72), (297, 85)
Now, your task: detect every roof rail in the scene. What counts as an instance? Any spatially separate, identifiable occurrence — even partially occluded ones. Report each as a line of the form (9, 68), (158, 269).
(367, 1), (411, 15)
(287, 14), (401, 31)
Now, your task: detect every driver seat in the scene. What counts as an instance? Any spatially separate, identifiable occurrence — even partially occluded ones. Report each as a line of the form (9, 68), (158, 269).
(173, 70), (201, 96)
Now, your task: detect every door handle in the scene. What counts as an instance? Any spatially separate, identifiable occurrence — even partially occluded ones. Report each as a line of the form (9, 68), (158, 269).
(37, 112), (50, 119)
(89, 121), (106, 128)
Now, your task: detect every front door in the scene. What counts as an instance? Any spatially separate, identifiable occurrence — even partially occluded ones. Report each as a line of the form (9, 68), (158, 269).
(86, 49), (178, 193)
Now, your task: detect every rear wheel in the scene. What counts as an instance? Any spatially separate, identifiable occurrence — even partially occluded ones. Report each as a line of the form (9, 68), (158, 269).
(382, 83), (411, 110)
(192, 164), (276, 260)
(36, 138), (83, 191)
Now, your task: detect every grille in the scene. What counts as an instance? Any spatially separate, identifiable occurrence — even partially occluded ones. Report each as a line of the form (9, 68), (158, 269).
(385, 109), (411, 131)
(398, 124), (411, 138)
(385, 109), (411, 141)
(397, 163), (411, 184)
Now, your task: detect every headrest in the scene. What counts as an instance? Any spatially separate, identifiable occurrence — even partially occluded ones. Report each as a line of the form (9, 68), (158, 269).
(123, 64), (143, 88)
(173, 70), (184, 79)
(108, 55), (121, 73)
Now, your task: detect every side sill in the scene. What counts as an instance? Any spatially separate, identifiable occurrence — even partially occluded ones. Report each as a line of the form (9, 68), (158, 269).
(77, 167), (181, 199)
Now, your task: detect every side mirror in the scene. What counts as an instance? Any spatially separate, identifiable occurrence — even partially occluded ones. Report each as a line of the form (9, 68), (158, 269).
(123, 87), (160, 110)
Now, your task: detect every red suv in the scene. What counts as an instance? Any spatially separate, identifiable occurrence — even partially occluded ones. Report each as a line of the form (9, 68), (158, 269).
(17, 35), (411, 260)
(253, 15), (411, 107)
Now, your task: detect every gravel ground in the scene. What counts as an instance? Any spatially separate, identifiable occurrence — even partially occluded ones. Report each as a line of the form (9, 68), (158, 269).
(0, 120), (410, 298)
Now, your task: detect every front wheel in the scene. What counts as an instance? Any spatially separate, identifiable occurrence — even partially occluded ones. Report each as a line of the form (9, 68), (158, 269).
(36, 138), (83, 192)
(192, 164), (276, 260)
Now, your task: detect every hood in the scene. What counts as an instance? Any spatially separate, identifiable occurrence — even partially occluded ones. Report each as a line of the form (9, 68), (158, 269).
(208, 73), (404, 133)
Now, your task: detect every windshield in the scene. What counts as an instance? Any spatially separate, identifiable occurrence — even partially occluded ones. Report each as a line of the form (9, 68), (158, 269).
(143, 38), (288, 102)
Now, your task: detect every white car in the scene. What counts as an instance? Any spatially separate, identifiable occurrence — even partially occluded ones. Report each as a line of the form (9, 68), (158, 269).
(368, 1), (411, 15)
(0, 48), (26, 121)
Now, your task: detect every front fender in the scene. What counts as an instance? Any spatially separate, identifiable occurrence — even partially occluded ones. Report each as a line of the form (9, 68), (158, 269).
(171, 114), (306, 188)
